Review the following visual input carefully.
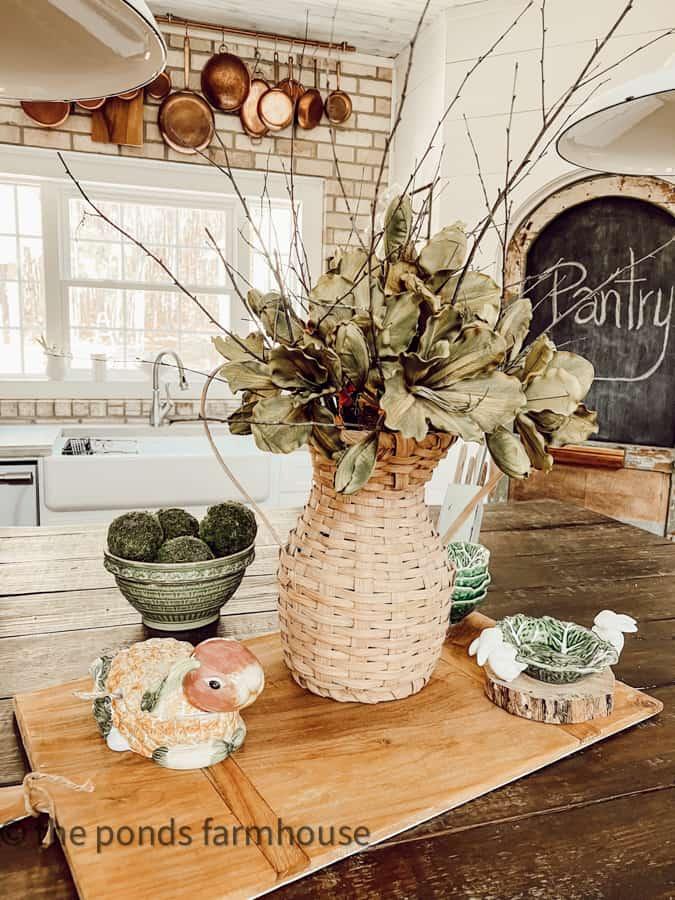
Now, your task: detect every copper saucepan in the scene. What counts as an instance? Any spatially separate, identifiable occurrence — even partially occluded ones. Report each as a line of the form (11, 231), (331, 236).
(21, 101), (71, 127)
(159, 33), (215, 155)
(325, 61), (352, 125)
(258, 52), (294, 132)
(201, 41), (250, 112)
(297, 58), (323, 130)
(145, 71), (172, 102)
(278, 55), (305, 105)
(240, 49), (270, 139)
(76, 98), (106, 111)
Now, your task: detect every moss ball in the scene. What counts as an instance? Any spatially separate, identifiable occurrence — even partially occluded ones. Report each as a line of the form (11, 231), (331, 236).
(107, 511), (163, 562)
(156, 507), (199, 541)
(199, 502), (257, 557)
(156, 536), (215, 564)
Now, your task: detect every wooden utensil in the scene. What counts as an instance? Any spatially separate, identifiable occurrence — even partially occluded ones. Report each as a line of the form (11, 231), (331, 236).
(440, 467), (504, 546)
(21, 100), (70, 127)
(201, 41), (250, 112)
(324, 60), (352, 125)
(92, 92), (143, 146)
(278, 55), (305, 105)
(145, 71), (172, 102)
(258, 51), (293, 132)
(296, 58), (323, 130)
(158, 32), (215, 155)
(240, 49), (270, 139)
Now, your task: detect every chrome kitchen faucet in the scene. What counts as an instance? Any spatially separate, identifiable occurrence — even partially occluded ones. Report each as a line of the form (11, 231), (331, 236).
(150, 350), (189, 427)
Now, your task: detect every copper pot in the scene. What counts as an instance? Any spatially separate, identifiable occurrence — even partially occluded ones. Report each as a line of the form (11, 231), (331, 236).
(21, 101), (70, 127)
(240, 50), (269, 139)
(117, 88), (141, 101)
(325, 61), (352, 125)
(159, 33), (215, 155)
(258, 52), (293, 132)
(76, 98), (106, 111)
(296, 58), (323, 130)
(201, 43), (250, 112)
(145, 71), (172, 102)
(278, 56), (305, 105)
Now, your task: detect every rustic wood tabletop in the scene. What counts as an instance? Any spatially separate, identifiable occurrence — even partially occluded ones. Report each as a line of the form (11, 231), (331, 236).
(1, 499), (673, 899)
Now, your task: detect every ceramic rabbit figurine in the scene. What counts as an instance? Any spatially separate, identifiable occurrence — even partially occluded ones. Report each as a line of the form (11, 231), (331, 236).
(88, 637), (264, 769)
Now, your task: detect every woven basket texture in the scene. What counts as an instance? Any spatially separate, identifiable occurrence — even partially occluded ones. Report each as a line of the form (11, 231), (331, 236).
(278, 432), (456, 703)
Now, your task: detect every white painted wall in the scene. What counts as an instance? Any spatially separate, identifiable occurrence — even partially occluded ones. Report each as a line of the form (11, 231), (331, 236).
(392, 0), (675, 273)
(390, 12), (448, 233)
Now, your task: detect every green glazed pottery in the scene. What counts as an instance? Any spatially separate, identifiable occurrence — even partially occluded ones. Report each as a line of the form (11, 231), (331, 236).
(499, 614), (619, 684)
(104, 543), (255, 631)
(454, 568), (490, 589)
(450, 590), (488, 624)
(452, 573), (491, 601)
(448, 540), (491, 623)
(447, 541), (490, 577)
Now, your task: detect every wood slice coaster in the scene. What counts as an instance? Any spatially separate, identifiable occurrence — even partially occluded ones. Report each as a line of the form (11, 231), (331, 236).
(484, 665), (615, 724)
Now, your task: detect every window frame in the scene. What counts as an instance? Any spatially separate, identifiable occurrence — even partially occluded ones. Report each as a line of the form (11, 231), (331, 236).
(0, 146), (324, 398)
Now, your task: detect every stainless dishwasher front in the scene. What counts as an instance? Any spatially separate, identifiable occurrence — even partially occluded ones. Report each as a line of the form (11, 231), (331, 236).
(0, 461), (38, 525)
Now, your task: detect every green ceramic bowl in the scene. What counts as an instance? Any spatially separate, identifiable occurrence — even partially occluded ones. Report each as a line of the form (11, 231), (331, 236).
(452, 573), (491, 601)
(104, 543), (255, 631)
(450, 590), (488, 624)
(455, 568), (490, 589)
(499, 614), (619, 684)
(447, 541), (491, 577)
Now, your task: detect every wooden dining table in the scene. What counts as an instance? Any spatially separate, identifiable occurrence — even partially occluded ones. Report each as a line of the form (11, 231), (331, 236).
(1, 498), (674, 898)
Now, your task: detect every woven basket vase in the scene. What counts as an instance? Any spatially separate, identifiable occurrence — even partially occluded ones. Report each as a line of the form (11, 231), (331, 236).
(278, 432), (456, 704)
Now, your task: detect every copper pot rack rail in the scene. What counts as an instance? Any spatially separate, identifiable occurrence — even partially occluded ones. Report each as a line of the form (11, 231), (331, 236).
(156, 13), (356, 53)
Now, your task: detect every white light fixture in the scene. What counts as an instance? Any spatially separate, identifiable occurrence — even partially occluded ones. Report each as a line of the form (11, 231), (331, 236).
(2, 0), (166, 101)
(557, 56), (675, 176)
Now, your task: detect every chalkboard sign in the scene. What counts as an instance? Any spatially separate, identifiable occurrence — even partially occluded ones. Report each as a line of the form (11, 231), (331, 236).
(525, 196), (675, 447)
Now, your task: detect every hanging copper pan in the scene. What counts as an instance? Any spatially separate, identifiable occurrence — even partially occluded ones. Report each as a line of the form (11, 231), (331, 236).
(159, 33), (215, 155)
(258, 52), (293, 132)
(76, 98), (106, 111)
(145, 71), (172, 102)
(278, 56), (305, 105)
(117, 88), (141, 101)
(297, 58), (323, 130)
(325, 61), (352, 125)
(21, 101), (70, 128)
(201, 41), (250, 112)
(240, 50), (269, 139)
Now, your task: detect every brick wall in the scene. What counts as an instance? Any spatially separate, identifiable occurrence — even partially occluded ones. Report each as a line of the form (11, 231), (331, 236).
(0, 29), (393, 255)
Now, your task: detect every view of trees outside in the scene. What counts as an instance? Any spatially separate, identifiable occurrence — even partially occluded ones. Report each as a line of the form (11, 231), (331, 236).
(0, 183), (45, 374)
(68, 197), (231, 373)
(0, 184), (297, 377)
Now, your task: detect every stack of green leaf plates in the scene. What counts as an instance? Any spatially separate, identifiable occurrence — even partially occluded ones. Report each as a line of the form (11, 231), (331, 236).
(447, 541), (491, 624)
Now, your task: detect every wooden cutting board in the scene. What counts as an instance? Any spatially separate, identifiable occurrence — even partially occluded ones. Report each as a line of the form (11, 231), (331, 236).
(13, 613), (662, 899)
(91, 94), (144, 147)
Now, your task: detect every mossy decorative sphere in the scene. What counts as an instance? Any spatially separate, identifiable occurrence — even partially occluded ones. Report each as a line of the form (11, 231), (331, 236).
(107, 511), (163, 562)
(200, 502), (257, 557)
(156, 536), (215, 564)
(156, 507), (199, 541)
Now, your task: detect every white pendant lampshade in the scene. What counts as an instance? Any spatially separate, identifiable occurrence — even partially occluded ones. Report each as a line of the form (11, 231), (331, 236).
(2, 0), (166, 102)
(557, 56), (675, 176)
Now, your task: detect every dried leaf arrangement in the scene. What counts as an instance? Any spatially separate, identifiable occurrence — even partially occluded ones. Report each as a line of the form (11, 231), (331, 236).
(215, 195), (598, 494)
